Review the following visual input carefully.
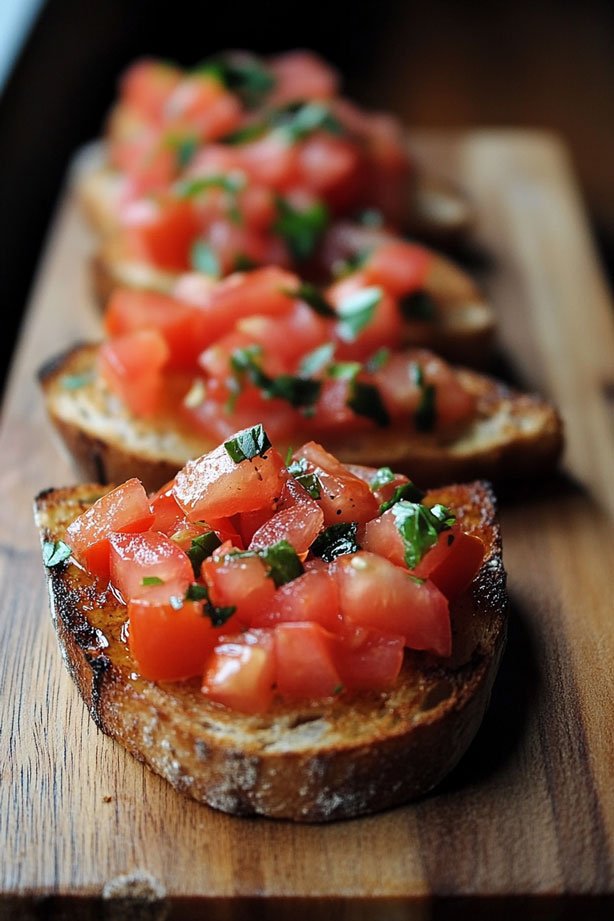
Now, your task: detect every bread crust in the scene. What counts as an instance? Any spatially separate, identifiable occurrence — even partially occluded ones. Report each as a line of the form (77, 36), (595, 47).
(38, 342), (564, 494)
(34, 480), (506, 821)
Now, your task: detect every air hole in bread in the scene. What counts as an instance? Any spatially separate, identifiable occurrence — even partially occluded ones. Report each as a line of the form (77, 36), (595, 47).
(287, 713), (325, 729)
(420, 680), (453, 711)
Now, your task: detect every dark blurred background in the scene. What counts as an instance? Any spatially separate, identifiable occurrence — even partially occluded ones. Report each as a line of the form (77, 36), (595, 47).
(1, 0), (613, 393)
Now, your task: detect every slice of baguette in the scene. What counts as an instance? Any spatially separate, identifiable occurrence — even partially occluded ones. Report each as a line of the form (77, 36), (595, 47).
(406, 169), (475, 244)
(39, 342), (564, 494)
(34, 479), (506, 821)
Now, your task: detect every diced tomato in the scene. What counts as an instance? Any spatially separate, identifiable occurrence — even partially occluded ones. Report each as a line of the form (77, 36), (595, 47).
(239, 134), (299, 190)
(120, 143), (177, 200)
(149, 481), (185, 534)
(129, 598), (216, 681)
(268, 50), (339, 105)
(332, 628), (404, 691)
(249, 501), (324, 554)
(98, 329), (169, 417)
(412, 526), (485, 600)
(202, 553), (275, 623)
(251, 569), (341, 632)
(327, 272), (404, 360)
(274, 622), (341, 698)
(202, 631), (276, 713)
(120, 59), (182, 122)
(362, 240), (432, 297)
(345, 464), (410, 508)
(66, 479), (153, 582)
(310, 377), (374, 432)
(296, 442), (379, 525)
(121, 196), (201, 272)
(173, 436), (287, 521)
(360, 509), (406, 567)
(236, 301), (331, 371)
(165, 73), (243, 140)
(105, 289), (210, 372)
(333, 552), (451, 656)
(296, 134), (365, 214)
(195, 266), (298, 334)
(109, 531), (193, 603)
(182, 386), (298, 444)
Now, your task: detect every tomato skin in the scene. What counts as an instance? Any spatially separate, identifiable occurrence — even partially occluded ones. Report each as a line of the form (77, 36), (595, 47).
(202, 631), (276, 713)
(120, 59), (181, 123)
(251, 570), (341, 632)
(98, 329), (169, 417)
(268, 50), (339, 105)
(202, 554), (276, 624)
(345, 464), (410, 508)
(150, 482), (185, 535)
(296, 134), (365, 213)
(173, 440), (287, 521)
(249, 501), (324, 555)
(296, 442), (379, 525)
(333, 552), (451, 657)
(362, 241), (432, 297)
(360, 510), (406, 567)
(327, 272), (404, 360)
(129, 598), (216, 681)
(109, 531), (193, 603)
(274, 622), (341, 699)
(165, 74), (243, 140)
(332, 629), (404, 691)
(122, 196), (201, 272)
(105, 289), (209, 372)
(412, 527), (485, 600)
(67, 479), (153, 581)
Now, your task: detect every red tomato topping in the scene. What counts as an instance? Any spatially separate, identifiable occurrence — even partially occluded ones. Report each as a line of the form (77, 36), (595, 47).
(332, 628), (404, 691)
(362, 241), (432, 296)
(98, 328), (169, 417)
(122, 196), (201, 272)
(109, 531), (193, 603)
(251, 569), (341, 632)
(202, 554), (275, 624)
(66, 479), (153, 581)
(129, 598), (216, 681)
(412, 526), (485, 600)
(268, 50), (339, 105)
(297, 442), (379, 525)
(274, 622), (341, 698)
(120, 59), (182, 122)
(173, 438), (287, 520)
(334, 552), (451, 657)
(202, 631), (276, 713)
(249, 501), (324, 555)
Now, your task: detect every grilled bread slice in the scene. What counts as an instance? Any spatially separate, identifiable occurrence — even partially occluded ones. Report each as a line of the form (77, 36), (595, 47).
(34, 479), (506, 822)
(39, 342), (564, 494)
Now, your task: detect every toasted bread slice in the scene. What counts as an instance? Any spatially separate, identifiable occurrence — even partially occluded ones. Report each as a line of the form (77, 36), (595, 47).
(39, 343), (563, 494)
(34, 479), (506, 821)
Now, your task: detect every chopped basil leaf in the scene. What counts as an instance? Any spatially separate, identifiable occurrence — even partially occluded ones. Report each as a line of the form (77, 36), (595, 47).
(184, 582), (208, 601)
(142, 576), (164, 586)
(198, 53), (275, 108)
(412, 364), (437, 432)
(390, 501), (455, 569)
(311, 523), (360, 562)
(298, 342), (335, 377)
(259, 540), (304, 587)
(285, 445), (295, 466)
(175, 172), (246, 200)
(337, 287), (382, 341)
(233, 253), (258, 271)
(294, 472), (322, 500)
(224, 423), (272, 463)
(327, 361), (361, 380)
(61, 372), (93, 391)
(190, 240), (221, 278)
(332, 248), (371, 279)
(274, 101), (343, 144)
(379, 483), (425, 513)
(285, 281), (336, 317)
(370, 466), (395, 490)
(230, 346), (322, 412)
(347, 380), (390, 427)
(166, 134), (198, 169)
(186, 531), (222, 578)
(286, 457), (308, 476)
(366, 347), (390, 372)
(400, 290), (437, 322)
(205, 602), (237, 627)
(42, 539), (72, 567)
(221, 121), (269, 145)
(274, 197), (329, 262)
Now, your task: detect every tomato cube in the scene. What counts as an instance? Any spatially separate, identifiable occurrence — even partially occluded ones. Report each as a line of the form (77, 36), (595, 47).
(129, 598), (216, 681)
(202, 631), (275, 713)
(109, 531), (193, 603)
(274, 622), (341, 698)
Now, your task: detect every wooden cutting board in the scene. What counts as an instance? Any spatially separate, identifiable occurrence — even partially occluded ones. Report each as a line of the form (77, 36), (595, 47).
(0, 131), (612, 919)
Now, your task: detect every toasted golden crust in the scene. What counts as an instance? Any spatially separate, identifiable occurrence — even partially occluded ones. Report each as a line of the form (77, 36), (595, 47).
(34, 480), (506, 821)
(38, 342), (564, 494)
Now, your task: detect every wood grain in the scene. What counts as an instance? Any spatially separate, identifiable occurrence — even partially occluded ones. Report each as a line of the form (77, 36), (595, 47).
(0, 132), (613, 915)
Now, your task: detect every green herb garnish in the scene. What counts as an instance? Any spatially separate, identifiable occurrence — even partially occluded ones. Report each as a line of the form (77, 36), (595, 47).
(366, 347), (390, 372)
(401, 290), (437, 322)
(185, 531), (222, 578)
(230, 346), (322, 412)
(61, 373), (93, 391)
(327, 361), (361, 380)
(347, 380), (390, 427)
(336, 287), (382, 341)
(390, 501), (455, 569)
(379, 483), (425, 513)
(332, 248), (371, 279)
(175, 172), (246, 200)
(298, 342), (335, 377)
(311, 523), (360, 562)
(370, 466), (395, 490)
(178, 582), (236, 625)
(273, 197), (329, 262)
(224, 423), (272, 463)
(285, 281), (336, 317)
(141, 576), (164, 586)
(42, 540), (72, 567)
(190, 240), (221, 278)
(228, 540), (304, 587)
(198, 53), (275, 108)
(412, 364), (437, 432)
(294, 473), (322, 500)
(233, 253), (258, 271)
(184, 583), (208, 601)
(221, 121), (269, 145)
(274, 101), (343, 144)
(165, 133), (198, 169)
